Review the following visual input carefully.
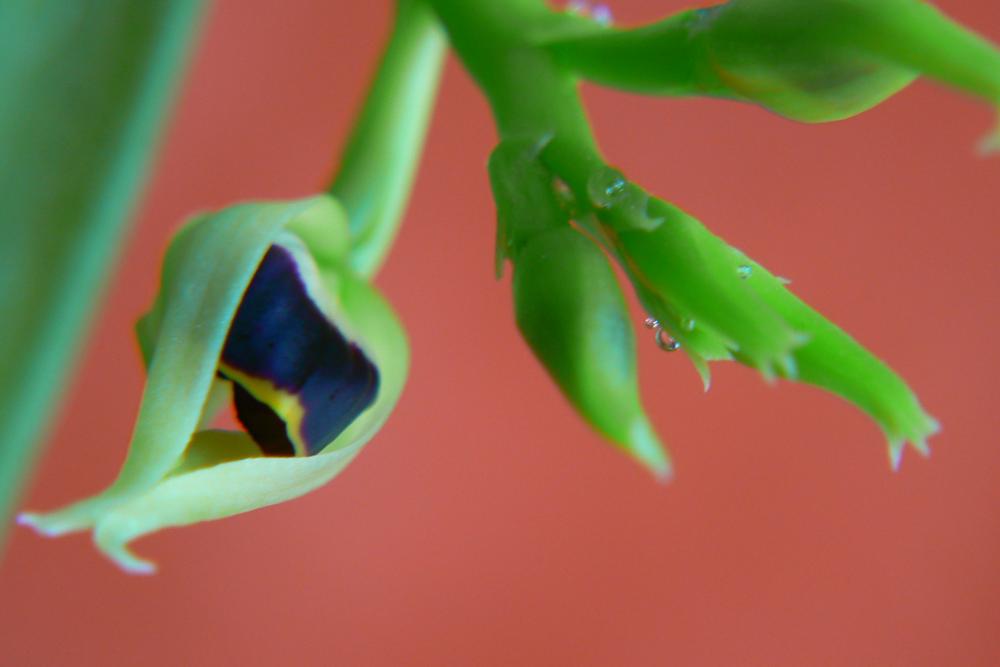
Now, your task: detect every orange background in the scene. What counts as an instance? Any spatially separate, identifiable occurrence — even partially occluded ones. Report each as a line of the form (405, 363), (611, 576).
(2, 1), (998, 664)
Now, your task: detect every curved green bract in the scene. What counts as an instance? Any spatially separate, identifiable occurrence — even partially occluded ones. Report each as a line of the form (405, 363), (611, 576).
(514, 228), (671, 478)
(586, 183), (937, 465)
(490, 139), (669, 476)
(19, 196), (410, 572)
(607, 196), (803, 382)
(742, 257), (939, 468)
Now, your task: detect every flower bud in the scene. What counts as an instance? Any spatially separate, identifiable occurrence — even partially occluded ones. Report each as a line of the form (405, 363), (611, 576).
(19, 195), (409, 572)
(547, 0), (1000, 137)
(513, 228), (670, 478)
(697, 0), (918, 123)
(490, 139), (669, 476)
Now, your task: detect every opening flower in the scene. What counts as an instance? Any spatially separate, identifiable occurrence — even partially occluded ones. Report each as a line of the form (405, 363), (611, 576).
(19, 195), (409, 572)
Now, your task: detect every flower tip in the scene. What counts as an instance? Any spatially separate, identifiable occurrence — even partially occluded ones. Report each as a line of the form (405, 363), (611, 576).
(625, 418), (673, 481)
(97, 538), (157, 575)
(888, 442), (905, 472)
(976, 115), (1000, 156)
(913, 438), (932, 459)
(887, 435), (935, 472)
(690, 356), (712, 392)
(652, 463), (675, 485)
(17, 512), (66, 537)
(772, 352), (800, 382)
(122, 559), (157, 576)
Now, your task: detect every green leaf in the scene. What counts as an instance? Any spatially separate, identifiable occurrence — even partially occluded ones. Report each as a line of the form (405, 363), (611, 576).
(0, 0), (204, 545)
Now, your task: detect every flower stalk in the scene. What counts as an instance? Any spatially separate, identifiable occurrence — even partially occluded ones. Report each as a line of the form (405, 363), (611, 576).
(329, 0), (447, 277)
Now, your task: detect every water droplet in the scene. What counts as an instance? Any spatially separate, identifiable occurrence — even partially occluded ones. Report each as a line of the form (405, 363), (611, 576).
(682, 318), (696, 332)
(604, 177), (625, 198)
(587, 168), (628, 210)
(644, 316), (681, 351)
(737, 264), (753, 280)
(655, 329), (681, 352)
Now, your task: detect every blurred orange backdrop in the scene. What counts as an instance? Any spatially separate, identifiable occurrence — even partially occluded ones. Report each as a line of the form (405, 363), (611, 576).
(2, 1), (998, 665)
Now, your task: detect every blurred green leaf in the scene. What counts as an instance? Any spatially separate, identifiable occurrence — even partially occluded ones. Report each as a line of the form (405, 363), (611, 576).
(0, 0), (205, 545)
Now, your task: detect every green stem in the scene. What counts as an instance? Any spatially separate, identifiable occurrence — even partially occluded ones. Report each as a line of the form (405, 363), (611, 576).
(426, 0), (609, 206)
(328, 0), (446, 278)
(544, 9), (731, 98)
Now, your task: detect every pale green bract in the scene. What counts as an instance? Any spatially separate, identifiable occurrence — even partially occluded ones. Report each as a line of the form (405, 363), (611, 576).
(18, 195), (409, 573)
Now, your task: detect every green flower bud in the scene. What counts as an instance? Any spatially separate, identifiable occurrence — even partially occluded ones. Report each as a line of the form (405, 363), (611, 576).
(490, 138), (669, 477)
(699, 0), (1000, 125)
(547, 0), (1000, 143)
(19, 195), (409, 572)
(513, 228), (670, 478)
(696, 0), (915, 123)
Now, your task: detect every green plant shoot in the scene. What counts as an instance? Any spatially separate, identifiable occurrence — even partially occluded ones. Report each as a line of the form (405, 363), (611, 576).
(9, 0), (998, 570)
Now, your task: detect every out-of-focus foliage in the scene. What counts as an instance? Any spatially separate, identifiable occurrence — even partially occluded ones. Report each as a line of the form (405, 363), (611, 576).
(0, 0), (204, 543)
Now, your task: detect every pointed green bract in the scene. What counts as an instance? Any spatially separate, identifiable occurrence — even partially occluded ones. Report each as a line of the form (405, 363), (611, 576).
(736, 254), (939, 467)
(490, 139), (670, 477)
(19, 195), (409, 572)
(606, 195), (804, 382)
(586, 181), (937, 465)
(513, 229), (671, 478)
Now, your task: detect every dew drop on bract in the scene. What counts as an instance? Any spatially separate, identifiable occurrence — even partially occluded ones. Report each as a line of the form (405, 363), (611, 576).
(655, 329), (681, 352)
(643, 316), (681, 352)
(587, 167), (628, 210)
(737, 264), (753, 280)
(605, 177), (625, 197)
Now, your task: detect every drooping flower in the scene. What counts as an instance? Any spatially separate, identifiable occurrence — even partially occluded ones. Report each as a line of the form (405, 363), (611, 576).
(19, 195), (408, 572)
